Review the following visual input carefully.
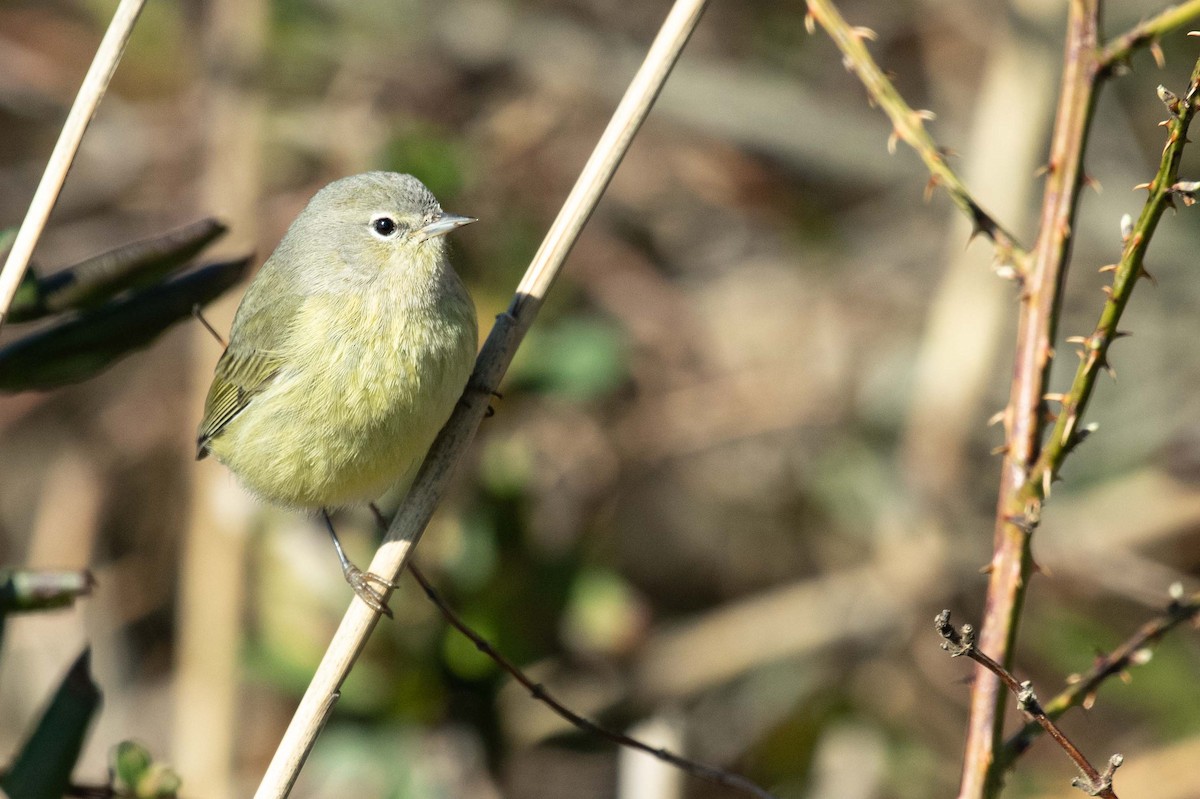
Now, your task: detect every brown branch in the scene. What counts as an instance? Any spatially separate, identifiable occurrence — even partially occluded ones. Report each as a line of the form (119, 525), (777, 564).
(407, 561), (779, 799)
(999, 587), (1200, 766)
(936, 611), (1123, 799)
(962, 4), (1103, 796)
(803, 0), (1027, 273)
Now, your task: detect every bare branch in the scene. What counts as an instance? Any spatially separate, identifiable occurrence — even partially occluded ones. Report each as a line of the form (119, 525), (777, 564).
(935, 611), (1122, 799)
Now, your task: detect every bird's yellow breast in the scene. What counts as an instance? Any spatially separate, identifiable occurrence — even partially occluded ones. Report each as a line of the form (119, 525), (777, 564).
(208, 275), (476, 508)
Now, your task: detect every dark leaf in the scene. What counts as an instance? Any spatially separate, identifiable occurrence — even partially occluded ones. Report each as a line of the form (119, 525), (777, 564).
(8, 218), (228, 323)
(0, 650), (101, 799)
(0, 256), (250, 392)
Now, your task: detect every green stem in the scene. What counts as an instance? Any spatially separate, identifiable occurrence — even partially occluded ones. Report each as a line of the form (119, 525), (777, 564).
(1099, 0), (1200, 70)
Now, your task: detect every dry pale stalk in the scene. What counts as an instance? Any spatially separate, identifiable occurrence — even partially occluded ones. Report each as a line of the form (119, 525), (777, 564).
(252, 0), (711, 795)
(0, 0), (148, 332)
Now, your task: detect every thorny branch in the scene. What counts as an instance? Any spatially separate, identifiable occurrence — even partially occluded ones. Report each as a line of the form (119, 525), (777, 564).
(999, 587), (1200, 765)
(962, 5), (1104, 796)
(1098, 0), (1200, 72)
(935, 611), (1123, 799)
(804, 2), (1200, 797)
(1029, 53), (1200, 496)
(803, 0), (1028, 273)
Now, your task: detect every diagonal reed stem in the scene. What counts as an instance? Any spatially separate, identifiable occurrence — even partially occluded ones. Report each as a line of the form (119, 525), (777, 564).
(0, 0), (148, 333)
(252, 1), (711, 795)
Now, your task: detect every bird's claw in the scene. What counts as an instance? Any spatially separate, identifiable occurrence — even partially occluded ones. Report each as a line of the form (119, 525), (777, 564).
(344, 565), (399, 618)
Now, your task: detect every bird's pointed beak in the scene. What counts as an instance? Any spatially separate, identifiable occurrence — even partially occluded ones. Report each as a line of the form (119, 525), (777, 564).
(415, 212), (476, 242)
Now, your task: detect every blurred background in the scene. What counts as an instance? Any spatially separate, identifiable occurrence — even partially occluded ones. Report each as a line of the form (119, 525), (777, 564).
(1, 0), (1199, 797)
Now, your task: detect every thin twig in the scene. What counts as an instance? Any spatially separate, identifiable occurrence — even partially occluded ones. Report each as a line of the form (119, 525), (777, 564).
(252, 1), (710, 795)
(407, 562), (777, 799)
(999, 587), (1200, 766)
(0, 0), (148, 333)
(961, 5), (1102, 796)
(1098, 0), (1200, 72)
(935, 612), (1123, 799)
(803, 0), (1028, 272)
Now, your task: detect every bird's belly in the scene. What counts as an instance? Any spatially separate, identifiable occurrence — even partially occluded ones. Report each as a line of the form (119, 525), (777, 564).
(213, 318), (472, 508)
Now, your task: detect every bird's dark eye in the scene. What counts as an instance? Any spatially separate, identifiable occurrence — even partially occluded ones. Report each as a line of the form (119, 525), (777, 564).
(371, 216), (399, 237)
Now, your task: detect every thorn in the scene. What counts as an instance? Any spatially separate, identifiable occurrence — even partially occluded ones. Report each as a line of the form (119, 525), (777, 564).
(913, 109), (937, 122)
(887, 129), (900, 155)
(851, 25), (878, 41)
(924, 175), (938, 202)
(987, 409), (1007, 426)
(1101, 285), (1114, 297)
(804, 9), (816, 34)
(1133, 181), (1152, 191)
(1082, 174), (1102, 193)
(1113, 329), (1132, 340)
(979, 562), (993, 575)
(1066, 335), (1088, 345)
(1042, 469), (1052, 498)
(1006, 512), (1039, 534)
(1033, 163), (1051, 178)
(1057, 219), (1071, 238)
(1139, 264), (1158, 286)
(991, 444), (1010, 456)
(1150, 40), (1166, 69)
(1098, 263), (1117, 273)
(1043, 393), (1066, 403)
(1062, 413), (1078, 446)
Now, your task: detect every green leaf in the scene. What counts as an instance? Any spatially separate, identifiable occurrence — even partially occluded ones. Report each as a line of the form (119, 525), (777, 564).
(0, 256), (250, 392)
(112, 741), (153, 786)
(509, 317), (628, 400)
(7, 218), (229, 323)
(0, 650), (102, 799)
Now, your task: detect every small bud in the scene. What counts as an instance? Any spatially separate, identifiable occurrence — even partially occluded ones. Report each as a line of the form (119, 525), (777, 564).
(1120, 214), (1134, 240)
(1159, 84), (1181, 114)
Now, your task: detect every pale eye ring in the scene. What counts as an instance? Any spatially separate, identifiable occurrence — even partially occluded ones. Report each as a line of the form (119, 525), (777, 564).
(370, 215), (400, 238)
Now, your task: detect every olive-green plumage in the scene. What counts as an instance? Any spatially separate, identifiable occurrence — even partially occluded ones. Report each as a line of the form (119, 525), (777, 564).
(197, 172), (478, 509)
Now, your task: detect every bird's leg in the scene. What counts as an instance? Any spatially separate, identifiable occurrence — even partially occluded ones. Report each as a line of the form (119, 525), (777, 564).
(320, 508), (398, 618)
(192, 304), (227, 348)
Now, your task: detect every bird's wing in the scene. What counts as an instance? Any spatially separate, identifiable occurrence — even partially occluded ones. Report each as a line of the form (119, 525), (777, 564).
(195, 346), (284, 458)
(196, 261), (301, 459)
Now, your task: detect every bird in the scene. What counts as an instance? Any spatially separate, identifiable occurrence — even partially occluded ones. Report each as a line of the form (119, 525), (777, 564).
(196, 172), (478, 614)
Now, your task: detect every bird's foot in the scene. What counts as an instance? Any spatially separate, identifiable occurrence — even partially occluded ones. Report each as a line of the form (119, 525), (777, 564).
(342, 564), (400, 618)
